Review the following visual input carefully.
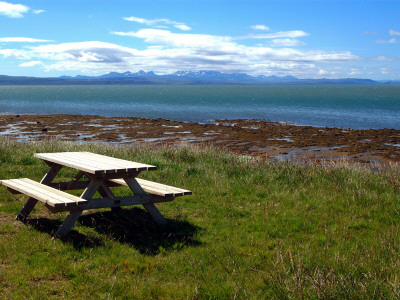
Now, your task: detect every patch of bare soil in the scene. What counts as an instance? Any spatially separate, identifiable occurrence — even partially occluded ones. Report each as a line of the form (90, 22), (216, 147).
(1, 114), (399, 164)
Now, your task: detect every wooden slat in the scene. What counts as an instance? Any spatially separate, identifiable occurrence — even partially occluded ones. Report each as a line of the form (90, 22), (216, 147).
(58, 152), (127, 174)
(34, 152), (156, 175)
(47, 194), (174, 212)
(0, 178), (86, 207)
(16, 178), (85, 203)
(36, 152), (117, 174)
(75, 152), (157, 172)
(0, 179), (69, 207)
(109, 178), (192, 197)
(137, 178), (192, 195)
(16, 164), (62, 221)
(34, 153), (105, 174)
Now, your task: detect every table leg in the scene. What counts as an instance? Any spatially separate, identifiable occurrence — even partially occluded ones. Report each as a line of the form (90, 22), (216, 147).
(123, 177), (167, 225)
(98, 182), (121, 211)
(16, 164), (62, 221)
(54, 178), (102, 237)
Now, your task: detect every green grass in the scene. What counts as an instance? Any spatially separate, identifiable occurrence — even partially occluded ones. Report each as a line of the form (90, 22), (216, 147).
(0, 138), (399, 299)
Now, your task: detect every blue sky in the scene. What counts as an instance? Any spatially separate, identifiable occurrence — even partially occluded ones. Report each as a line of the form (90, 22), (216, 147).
(0, 0), (399, 79)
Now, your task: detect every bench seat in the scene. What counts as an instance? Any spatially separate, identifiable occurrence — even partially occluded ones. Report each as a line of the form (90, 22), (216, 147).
(109, 178), (192, 198)
(0, 178), (87, 208)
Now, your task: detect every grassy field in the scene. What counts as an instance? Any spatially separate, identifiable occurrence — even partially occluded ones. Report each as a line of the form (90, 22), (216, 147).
(0, 138), (399, 299)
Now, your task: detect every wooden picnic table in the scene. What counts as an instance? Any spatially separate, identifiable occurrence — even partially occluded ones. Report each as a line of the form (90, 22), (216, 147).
(0, 152), (191, 237)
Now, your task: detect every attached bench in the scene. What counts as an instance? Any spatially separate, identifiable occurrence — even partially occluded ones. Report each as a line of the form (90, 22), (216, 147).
(0, 178), (87, 209)
(108, 178), (192, 198)
(0, 177), (192, 213)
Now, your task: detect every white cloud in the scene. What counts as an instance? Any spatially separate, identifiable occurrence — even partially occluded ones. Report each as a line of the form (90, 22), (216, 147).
(363, 31), (378, 35)
(376, 38), (399, 44)
(0, 27), (358, 78)
(112, 29), (235, 50)
(381, 67), (389, 75)
(19, 60), (43, 67)
(349, 68), (361, 76)
(0, 1), (29, 18)
(124, 16), (191, 31)
(33, 9), (45, 14)
(0, 37), (52, 42)
(389, 29), (400, 36)
(32, 41), (139, 62)
(0, 48), (31, 59)
(271, 38), (306, 47)
(372, 56), (395, 61)
(238, 30), (309, 40)
(174, 24), (191, 31)
(251, 25), (270, 31)
(124, 16), (148, 24)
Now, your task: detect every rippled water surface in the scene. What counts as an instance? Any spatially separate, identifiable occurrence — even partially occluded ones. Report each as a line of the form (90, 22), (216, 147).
(0, 85), (399, 129)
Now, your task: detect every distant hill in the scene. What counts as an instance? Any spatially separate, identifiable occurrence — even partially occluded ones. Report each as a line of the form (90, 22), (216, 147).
(0, 71), (389, 85)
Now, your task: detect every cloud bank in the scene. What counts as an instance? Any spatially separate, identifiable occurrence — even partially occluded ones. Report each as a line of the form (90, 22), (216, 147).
(0, 26), (358, 78)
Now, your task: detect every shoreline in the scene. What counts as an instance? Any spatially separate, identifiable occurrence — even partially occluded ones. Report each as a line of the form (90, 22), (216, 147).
(1, 113), (399, 164)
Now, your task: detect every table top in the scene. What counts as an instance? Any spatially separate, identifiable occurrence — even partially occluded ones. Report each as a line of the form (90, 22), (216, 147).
(34, 152), (157, 175)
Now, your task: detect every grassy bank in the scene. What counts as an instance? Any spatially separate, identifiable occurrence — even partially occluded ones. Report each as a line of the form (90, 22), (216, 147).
(0, 138), (399, 299)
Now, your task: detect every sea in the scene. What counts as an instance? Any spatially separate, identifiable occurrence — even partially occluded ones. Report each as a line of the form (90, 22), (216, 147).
(0, 85), (399, 129)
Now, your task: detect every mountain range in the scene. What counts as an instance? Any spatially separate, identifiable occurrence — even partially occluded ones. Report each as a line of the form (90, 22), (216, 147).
(0, 70), (398, 85)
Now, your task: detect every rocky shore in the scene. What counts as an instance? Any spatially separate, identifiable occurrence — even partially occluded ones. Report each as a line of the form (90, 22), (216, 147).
(1, 114), (399, 164)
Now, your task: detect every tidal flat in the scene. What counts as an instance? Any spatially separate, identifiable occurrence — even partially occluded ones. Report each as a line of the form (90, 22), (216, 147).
(1, 114), (399, 164)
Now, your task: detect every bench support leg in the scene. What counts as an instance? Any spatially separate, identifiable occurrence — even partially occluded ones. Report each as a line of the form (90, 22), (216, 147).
(16, 198), (38, 221)
(16, 164), (62, 221)
(98, 182), (122, 212)
(54, 178), (102, 238)
(123, 177), (167, 225)
(143, 203), (167, 225)
(54, 210), (83, 237)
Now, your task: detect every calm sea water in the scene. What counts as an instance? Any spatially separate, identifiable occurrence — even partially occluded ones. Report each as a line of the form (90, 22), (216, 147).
(0, 85), (399, 129)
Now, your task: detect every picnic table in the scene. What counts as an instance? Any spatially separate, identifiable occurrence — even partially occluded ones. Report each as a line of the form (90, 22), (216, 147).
(0, 152), (191, 237)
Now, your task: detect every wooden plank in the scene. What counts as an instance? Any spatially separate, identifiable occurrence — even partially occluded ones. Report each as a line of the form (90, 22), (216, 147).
(53, 178), (102, 237)
(60, 152), (124, 174)
(34, 152), (157, 175)
(35, 152), (115, 175)
(93, 171), (142, 180)
(82, 194), (154, 209)
(142, 204), (167, 225)
(109, 178), (192, 197)
(10, 178), (86, 204)
(46, 193), (174, 213)
(80, 179), (102, 200)
(137, 178), (192, 195)
(66, 171), (86, 190)
(124, 177), (167, 225)
(53, 210), (83, 237)
(0, 178), (86, 207)
(110, 178), (173, 197)
(15, 164), (62, 220)
(1, 179), (66, 207)
(49, 180), (90, 191)
(98, 182), (122, 211)
(72, 152), (157, 172)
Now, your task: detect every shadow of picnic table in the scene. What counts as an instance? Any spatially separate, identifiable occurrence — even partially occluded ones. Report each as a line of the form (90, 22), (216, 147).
(28, 207), (202, 254)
